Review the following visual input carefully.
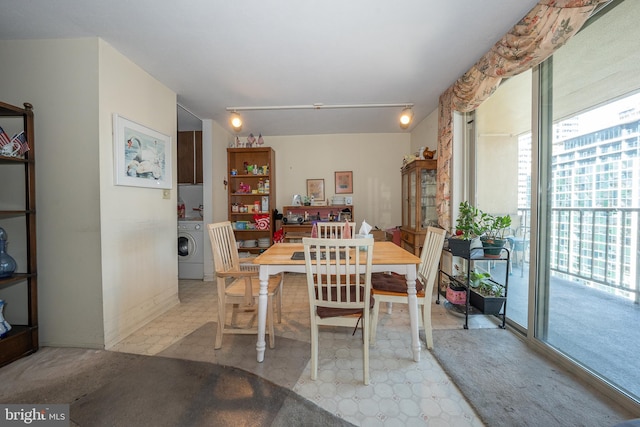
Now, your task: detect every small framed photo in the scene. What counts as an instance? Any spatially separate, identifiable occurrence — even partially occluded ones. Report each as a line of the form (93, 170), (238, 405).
(113, 114), (172, 189)
(335, 171), (353, 194)
(307, 179), (325, 201)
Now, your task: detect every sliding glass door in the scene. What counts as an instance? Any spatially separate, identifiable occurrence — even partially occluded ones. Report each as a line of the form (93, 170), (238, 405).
(472, 0), (640, 405)
(475, 70), (532, 331)
(537, 0), (640, 402)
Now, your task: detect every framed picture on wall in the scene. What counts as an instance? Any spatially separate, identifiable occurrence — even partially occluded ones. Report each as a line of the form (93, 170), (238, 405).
(307, 179), (325, 201)
(334, 171), (353, 194)
(113, 113), (172, 189)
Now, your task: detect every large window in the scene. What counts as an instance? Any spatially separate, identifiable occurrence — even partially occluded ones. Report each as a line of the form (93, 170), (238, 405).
(475, 70), (532, 330)
(473, 0), (640, 406)
(538, 0), (640, 402)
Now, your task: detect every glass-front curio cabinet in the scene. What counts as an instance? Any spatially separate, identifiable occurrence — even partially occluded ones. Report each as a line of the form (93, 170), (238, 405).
(400, 159), (437, 255)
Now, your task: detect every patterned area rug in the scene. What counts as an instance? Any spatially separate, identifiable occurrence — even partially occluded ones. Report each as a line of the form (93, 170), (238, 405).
(158, 322), (312, 390)
(1, 348), (353, 427)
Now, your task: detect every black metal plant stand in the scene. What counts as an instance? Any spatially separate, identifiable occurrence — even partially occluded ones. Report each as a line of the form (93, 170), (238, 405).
(437, 247), (510, 329)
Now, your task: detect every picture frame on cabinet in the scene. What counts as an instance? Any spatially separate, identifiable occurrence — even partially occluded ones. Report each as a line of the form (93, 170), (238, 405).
(113, 113), (172, 189)
(334, 171), (353, 194)
(307, 178), (325, 201)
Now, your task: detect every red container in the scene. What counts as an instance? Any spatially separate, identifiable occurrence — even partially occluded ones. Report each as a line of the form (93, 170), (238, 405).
(387, 227), (401, 246)
(446, 285), (467, 305)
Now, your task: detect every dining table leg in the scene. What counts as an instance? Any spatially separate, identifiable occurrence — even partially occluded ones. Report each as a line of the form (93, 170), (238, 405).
(405, 265), (421, 362)
(256, 266), (269, 362)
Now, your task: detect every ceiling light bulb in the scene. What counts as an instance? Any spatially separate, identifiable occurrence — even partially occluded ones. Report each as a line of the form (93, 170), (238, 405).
(230, 112), (242, 132)
(399, 107), (413, 129)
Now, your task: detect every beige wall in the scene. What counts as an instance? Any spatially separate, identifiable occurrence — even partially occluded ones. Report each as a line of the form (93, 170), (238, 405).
(410, 108), (439, 157)
(0, 38), (105, 347)
(203, 119), (234, 280)
(263, 133), (411, 231)
(0, 38), (178, 349)
(97, 39), (179, 348)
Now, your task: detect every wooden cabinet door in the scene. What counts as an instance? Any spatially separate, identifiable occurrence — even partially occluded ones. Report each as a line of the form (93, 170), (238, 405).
(194, 131), (203, 183)
(177, 131), (202, 184)
(177, 131), (195, 183)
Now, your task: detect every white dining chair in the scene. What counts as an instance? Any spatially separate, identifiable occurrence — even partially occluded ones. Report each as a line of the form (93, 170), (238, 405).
(316, 221), (356, 239)
(370, 226), (446, 349)
(303, 237), (375, 385)
(208, 221), (283, 349)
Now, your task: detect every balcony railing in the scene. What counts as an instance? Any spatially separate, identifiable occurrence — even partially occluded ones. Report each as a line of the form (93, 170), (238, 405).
(519, 207), (640, 303)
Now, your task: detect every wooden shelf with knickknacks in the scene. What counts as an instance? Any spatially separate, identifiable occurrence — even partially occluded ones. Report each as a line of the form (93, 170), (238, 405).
(0, 100), (38, 367)
(227, 146), (276, 255)
(280, 205), (355, 242)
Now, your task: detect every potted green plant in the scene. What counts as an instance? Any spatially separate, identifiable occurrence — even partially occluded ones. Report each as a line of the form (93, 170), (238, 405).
(478, 212), (511, 258)
(448, 201), (483, 257)
(467, 269), (506, 315)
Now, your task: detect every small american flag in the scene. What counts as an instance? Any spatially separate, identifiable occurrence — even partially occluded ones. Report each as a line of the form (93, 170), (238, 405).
(11, 131), (29, 155)
(0, 126), (11, 147)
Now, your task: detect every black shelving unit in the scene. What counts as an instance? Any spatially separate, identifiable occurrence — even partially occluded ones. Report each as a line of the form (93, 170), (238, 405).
(437, 247), (509, 329)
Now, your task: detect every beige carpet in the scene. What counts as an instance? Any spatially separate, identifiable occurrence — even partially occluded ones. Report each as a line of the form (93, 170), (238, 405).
(431, 328), (635, 427)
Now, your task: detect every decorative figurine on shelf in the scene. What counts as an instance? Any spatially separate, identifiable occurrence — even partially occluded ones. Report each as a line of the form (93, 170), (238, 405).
(0, 228), (17, 279)
(0, 299), (11, 338)
(238, 182), (251, 193)
(402, 153), (418, 167)
(423, 147), (436, 159)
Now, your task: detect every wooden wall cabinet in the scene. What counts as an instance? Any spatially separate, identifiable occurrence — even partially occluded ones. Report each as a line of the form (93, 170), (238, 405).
(227, 147), (276, 253)
(0, 101), (38, 367)
(177, 131), (202, 184)
(400, 159), (437, 255)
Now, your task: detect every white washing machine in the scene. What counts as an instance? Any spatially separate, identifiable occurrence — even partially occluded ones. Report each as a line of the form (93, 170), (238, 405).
(178, 221), (204, 279)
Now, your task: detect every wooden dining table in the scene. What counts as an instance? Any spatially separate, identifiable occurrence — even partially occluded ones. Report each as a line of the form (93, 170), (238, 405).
(252, 241), (422, 363)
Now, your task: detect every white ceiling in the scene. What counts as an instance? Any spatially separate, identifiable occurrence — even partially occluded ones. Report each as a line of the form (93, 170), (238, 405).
(0, 0), (538, 135)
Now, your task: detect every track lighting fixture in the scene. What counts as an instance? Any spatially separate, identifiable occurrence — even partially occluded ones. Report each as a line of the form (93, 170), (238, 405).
(399, 106), (414, 129)
(225, 103), (415, 131)
(226, 103), (413, 112)
(229, 111), (242, 132)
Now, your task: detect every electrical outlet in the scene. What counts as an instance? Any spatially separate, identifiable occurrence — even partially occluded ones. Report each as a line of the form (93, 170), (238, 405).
(162, 189), (170, 199)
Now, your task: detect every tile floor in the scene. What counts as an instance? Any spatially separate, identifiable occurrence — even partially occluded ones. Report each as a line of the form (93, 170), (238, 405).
(111, 274), (496, 426)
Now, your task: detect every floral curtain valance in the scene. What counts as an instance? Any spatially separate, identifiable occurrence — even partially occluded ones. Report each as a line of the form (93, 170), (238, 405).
(451, 0), (608, 112)
(436, 0), (608, 230)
